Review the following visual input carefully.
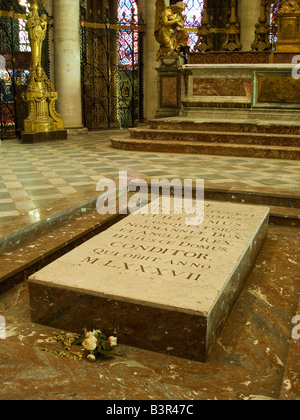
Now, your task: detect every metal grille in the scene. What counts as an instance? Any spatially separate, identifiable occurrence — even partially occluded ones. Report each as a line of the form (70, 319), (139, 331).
(80, 3), (145, 130)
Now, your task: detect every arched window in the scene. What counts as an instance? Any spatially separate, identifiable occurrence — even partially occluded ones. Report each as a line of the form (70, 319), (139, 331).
(183, 0), (204, 51)
(118, 0), (139, 68)
(118, 0), (138, 21)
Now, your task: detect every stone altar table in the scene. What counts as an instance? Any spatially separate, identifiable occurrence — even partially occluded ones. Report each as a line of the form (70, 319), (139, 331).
(179, 63), (300, 122)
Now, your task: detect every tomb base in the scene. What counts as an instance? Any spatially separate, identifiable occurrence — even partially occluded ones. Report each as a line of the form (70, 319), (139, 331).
(29, 200), (269, 362)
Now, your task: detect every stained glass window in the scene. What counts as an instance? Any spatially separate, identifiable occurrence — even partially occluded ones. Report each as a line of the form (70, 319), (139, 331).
(183, 0), (204, 51)
(19, 0), (31, 52)
(270, 1), (280, 49)
(118, 0), (138, 22)
(118, 0), (139, 68)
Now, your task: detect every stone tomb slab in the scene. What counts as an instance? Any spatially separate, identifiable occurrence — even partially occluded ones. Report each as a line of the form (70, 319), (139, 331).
(29, 200), (269, 362)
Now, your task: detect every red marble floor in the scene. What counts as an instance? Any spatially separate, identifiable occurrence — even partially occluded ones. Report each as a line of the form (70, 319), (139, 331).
(0, 223), (299, 400)
(0, 131), (299, 400)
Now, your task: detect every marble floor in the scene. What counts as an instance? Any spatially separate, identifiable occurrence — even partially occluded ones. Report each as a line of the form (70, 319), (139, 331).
(0, 130), (299, 400)
(1, 130), (300, 223)
(0, 223), (299, 401)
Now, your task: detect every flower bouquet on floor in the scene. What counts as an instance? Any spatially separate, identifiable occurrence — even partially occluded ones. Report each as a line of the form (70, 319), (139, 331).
(36, 328), (118, 362)
(79, 329), (118, 362)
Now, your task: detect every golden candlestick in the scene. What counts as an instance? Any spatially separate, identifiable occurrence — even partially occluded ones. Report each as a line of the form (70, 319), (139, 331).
(195, 0), (213, 53)
(251, 0), (271, 51)
(22, 0), (65, 136)
(222, 0), (242, 51)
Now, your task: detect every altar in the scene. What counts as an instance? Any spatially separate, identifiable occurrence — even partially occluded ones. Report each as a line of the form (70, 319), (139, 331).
(111, 57), (300, 160)
(156, 57), (300, 125)
(178, 62), (300, 122)
(110, 0), (300, 159)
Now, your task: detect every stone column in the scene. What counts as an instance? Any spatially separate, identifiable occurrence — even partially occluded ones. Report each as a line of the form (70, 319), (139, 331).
(139, 0), (159, 121)
(239, 0), (261, 51)
(53, 0), (84, 130)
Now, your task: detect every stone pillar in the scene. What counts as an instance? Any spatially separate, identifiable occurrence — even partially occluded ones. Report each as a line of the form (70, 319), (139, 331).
(139, 0), (159, 122)
(239, 0), (261, 51)
(53, 0), (84, 130)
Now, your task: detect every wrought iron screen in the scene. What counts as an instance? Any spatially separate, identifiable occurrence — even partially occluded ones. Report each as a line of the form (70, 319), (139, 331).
(80, 1), (145, 130)
(0, 0), (49, 140)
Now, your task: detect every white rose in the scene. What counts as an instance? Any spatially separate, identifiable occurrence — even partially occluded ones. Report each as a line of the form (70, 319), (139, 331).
(87, 354), (96, 362)
(108, 336), (118, 347)
(82, 336), (97, 351)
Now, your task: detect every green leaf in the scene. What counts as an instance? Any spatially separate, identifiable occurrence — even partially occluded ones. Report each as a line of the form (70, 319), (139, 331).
(100, 340), (112, 351)
(73, 334), (85, 346)
(97, 347), (115, 358)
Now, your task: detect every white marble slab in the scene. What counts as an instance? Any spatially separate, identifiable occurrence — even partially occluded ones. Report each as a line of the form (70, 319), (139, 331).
(30, 199), (269, 316)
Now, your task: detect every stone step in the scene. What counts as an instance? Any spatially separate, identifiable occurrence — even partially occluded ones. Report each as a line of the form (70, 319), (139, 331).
(148, 119), (300, 135)
(110, 135), (300, 160)
(180, 107), (300, 123)
(129, 128), (300, 147)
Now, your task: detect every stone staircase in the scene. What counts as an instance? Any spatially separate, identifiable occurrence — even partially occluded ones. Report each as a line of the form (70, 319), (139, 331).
(110, 118), (300, 160)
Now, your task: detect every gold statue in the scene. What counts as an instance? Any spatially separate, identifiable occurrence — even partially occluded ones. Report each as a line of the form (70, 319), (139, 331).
(23, 0), (64, 135)
(278, 0), (300, 14)
(154, 0), (189, 61)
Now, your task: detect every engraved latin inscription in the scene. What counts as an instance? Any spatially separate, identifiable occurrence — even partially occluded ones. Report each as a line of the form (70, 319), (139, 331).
(80, 201), (260, 283)
(29, 199), (270, 361)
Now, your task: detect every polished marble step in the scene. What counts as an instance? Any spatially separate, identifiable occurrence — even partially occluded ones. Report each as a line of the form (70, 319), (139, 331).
(180, 106), (300, 124)
(148, 119), (300, 135)
(129, 128), (300, 147)
(110, 135), (300, 160)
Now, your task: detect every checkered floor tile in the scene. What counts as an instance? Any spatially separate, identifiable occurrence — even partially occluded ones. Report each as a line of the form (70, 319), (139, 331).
(0, 130), (299, 222)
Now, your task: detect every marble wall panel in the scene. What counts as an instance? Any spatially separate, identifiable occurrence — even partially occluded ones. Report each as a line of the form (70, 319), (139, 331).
(160, 76), (178, 107)
(193, 78), (252, 98)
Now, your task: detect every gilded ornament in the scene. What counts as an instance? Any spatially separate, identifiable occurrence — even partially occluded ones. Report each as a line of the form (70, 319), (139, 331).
(251, 0), (272, 51)
(258, 75), (300, 103)
(195, 2), (213, 53)
(23, 0), (64, 135)
(275, 0), (300, 52)
(154, 0), (189, 61)
(222, 0), (242, 52)
(277, 0), (300, 14)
